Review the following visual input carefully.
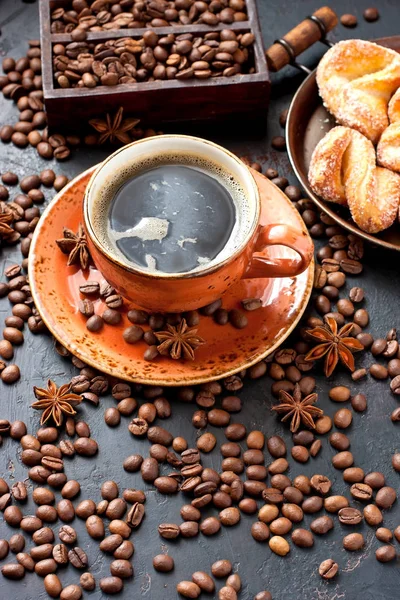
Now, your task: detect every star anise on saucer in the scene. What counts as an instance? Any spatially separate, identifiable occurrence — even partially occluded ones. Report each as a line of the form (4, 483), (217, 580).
(89, 107), (140, 145)
(305, 315), (364, 377)
(56, 223), (91, 270)
(0, 203), (14, 239)
(272, 383), (323, 433)
(155, 318), (206, 361)
(32, 380), (83, 427)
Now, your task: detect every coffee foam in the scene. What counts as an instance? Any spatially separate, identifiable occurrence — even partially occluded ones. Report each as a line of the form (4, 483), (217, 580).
(91, 151), (253, 275)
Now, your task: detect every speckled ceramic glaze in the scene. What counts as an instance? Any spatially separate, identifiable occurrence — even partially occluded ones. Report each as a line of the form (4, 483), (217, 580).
(29, 167), (314, 386)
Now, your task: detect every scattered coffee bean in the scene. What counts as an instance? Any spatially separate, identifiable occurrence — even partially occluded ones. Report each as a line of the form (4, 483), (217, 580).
(340, 13), (358, 28)
(319, 559), (338, 579)
(364, 7), (379, 22)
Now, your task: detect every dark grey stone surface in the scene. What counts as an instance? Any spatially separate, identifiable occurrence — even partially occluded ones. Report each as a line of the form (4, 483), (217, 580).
(0, 1), (399, 599)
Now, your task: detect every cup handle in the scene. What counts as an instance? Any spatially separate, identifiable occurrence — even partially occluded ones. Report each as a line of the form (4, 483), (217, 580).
(243, 224), (313, 279)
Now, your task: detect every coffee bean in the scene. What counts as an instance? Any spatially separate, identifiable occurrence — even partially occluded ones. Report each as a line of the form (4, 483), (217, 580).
(351, 393), (367, 412)
(9, 533), (25, 553)
(153, 554), (174, 573)
(52, 543), (69, 565)
(332, 451), (354, 469)
(74, 437), (98, 456)
(58, 524), (77, 544)
(86, 514), (105, 539)
(363, 504), (383, 526)
(200, 516), (221, 535)
(219, 586), (237, 600)
(60, 584), (82, 600)
(394, 526), (400, 543)
(337, 507), (362, 525)
(341, 13), (358, 27)
(291, 446), (309, 463)
(57, 498), (75, 522)
(250, 521), (269, 541)
(269, 535), (290, 556)
(290, 527), (315, 548)
(35, 558), (57, 577)
(219, 506), (240, 526)
(68, 547), (88, 569)
(267, 435), (286, 457)
(329, 386), (351, 402)
(147, 425), (173, 446)
(141, 457), (159, 482)
(110, 558), (133, 579)
(113, 540), (134, 560)
(376, 528), (393, 543)
(11, 481), (28, 501)
(364, 7), (379, 22)
(342, 532), (364, 551)
(211, 559), (232, 578)
(271, 136), (286, 151)
(310, 474), (332, 495)
(376, 486), (397, 509)
(43, 573), (63, 598)
(86, 314), (104, 332)
(1, 563), (25, 579)
(376, 546), (396, 563)
(314, 415), (332, 434)
(334, 408), (353, 429)
(126, 502), (145, 529)
(350, 483), (373, 501)
(370, 364), (388, 380)
(79, 572), (95, 591)
(254, 593), (272, 600)
(319, 559), (338, 579)
(229, 309), (248, 329)
(388, 359), (400, 378)
(177, 581), (201, 598)
(123, 325), (144, 344)
(310, 515), (334, 535)
(364, 472), (385, 489)
(270, 517), (292, 536)
(329, 432), (350, 451)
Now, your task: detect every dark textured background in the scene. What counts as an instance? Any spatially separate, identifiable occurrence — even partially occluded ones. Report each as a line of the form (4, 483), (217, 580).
(1, 1), (400, 598)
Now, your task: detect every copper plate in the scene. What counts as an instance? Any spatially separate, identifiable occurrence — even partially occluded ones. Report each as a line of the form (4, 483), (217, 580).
(286, 35), (400, 251)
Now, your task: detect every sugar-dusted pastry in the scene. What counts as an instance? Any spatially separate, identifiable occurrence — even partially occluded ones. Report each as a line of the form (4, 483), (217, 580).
(309, 126), (400, 233)
(317, 40), (400, 144)
(377, 88), (400, 172)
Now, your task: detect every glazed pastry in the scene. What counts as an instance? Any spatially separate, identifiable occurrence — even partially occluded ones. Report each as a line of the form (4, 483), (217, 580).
(309, 126), (400, 233)
(377, 88), (400, 172)
(317, 40), (400, 144)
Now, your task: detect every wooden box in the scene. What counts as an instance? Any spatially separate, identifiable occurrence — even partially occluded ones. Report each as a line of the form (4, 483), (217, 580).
(39, 0), (270, 130)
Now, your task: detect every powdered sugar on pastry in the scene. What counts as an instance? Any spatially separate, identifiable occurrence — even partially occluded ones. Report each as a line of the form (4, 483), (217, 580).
(377, 88), (400, 173)
(309, 126), (400, 233)
(308, 126), (352, 205)
(317, 40), (400, 144)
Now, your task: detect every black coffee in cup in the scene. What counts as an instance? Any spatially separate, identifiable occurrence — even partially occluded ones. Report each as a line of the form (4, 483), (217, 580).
(92, 152), (251, 275)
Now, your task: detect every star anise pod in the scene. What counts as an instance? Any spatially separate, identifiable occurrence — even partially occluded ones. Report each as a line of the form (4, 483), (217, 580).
(56, 223), (91, 270)
(305, 315), (364, 377)
(89, 107), (140, 145)
(32, 380), (83, 427)
(272, 383), (323, 432)
(0, 203), (14, 239)
(155, 318), (205, 361)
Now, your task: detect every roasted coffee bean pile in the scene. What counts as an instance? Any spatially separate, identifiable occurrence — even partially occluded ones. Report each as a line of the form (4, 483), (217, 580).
(53, 30), (255, 88)
(50, 0), (248, 32)
(0, 42), (160, 160)
(77, 280), (257, 360)
(0, 164), (70, 379)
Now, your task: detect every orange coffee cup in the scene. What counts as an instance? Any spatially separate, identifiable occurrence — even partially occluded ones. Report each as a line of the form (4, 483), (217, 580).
(83, 135), (313, 313)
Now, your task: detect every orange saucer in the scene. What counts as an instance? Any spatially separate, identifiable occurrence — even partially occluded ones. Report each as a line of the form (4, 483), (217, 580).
(29, 167), (314, 386)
